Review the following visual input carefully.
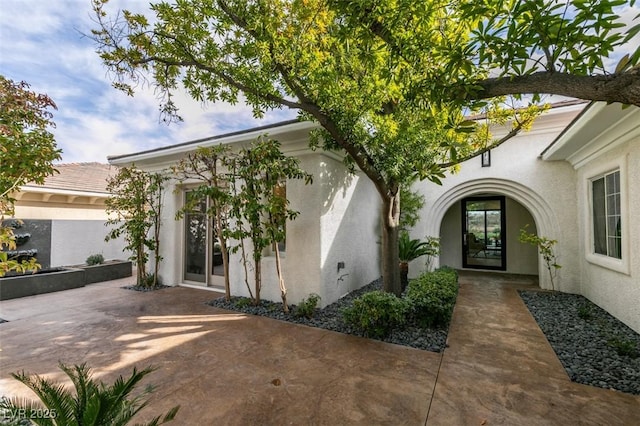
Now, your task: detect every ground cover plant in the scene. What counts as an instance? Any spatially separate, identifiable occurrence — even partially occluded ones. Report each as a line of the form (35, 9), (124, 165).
(209, 267), (459, 352)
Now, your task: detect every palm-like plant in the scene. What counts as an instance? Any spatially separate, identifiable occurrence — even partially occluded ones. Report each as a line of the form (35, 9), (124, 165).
(399, 232), (440, 291)
(0, 362), (179, 426)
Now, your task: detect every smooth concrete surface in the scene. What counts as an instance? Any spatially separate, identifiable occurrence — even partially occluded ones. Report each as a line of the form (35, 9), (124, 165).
(1, 272), (639, 425)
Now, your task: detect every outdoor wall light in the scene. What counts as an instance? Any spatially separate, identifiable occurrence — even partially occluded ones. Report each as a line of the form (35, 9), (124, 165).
(481, 150), (491, 167)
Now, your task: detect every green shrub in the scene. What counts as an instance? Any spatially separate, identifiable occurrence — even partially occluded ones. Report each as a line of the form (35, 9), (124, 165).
(85, 253), (105, 266)
(577, 304), (593, 320)
(608, 338), (639, 358)
(342, 291), (408, 338)
(294, 293), (321, 318)
(406, 269), (459, 327)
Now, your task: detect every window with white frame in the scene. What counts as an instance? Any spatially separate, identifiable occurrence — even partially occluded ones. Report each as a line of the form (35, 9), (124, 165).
(591, 170), (622, 259)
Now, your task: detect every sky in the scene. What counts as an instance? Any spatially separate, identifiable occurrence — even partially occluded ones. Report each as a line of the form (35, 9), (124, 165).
(0, 0), (296, 164)
(1, 1), (639, 164)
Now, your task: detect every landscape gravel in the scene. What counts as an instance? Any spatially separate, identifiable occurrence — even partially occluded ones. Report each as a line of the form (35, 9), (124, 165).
(520, 290), (640, 395)
(209, 278), (450, 352)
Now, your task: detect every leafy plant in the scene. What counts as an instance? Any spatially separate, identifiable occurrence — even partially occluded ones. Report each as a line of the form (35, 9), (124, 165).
(0, 362), (179, 425)
(406, 269), (459, 328)
(577, 304), (593, 320)
(85, 254), (105, 266)
(0, 76), (61, 277)
(294, 293), (321, 319)
(234, 297), (253, 309)
(519, 225), (561, 291)
(608, 338), (639, 359)
(342, 291), (408, 339)
(105, 167), (168, 288)
(398, 232), (440, 291)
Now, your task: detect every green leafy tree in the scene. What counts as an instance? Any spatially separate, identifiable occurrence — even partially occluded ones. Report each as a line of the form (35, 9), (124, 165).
(0, 75), (61, 276)
(92, 0), (639, 295)
(0, 362), (179, 426)
(173, 145), (235, 300)
(106, 166), (168, 287)
(227, 137), (312, 308)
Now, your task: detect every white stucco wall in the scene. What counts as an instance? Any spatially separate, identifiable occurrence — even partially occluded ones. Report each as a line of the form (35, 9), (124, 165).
(148, 151), (380, 308)
(50, 220), (128, 266)
(575, 135), (640, 333)
(415, 104), (584, 292)
(318, 156), (381, 306)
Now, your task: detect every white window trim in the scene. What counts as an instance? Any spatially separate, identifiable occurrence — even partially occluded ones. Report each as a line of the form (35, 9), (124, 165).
(585, 156), (629, 275)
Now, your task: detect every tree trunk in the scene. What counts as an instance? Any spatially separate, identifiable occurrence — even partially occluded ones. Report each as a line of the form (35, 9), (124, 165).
(274, 242), (289, 313)
(254, 255), (261, 305)
(400, 261), (409, 292)
(382, 192), (402, 296)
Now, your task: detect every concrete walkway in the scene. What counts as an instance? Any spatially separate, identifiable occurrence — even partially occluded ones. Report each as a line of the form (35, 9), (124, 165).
(1, 273), (639, 425)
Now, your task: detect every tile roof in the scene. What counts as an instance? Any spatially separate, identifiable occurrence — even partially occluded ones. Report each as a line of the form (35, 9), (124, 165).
(26, 162), (116, 194)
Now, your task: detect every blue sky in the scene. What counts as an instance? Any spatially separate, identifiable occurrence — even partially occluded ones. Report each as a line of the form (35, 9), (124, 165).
(1, 1), (638, 164)
(0, 0), (296, 164)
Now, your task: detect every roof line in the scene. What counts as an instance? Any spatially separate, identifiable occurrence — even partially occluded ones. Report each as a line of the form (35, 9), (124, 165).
(108, 119), (302, 161)
(539, 101), (595, 158)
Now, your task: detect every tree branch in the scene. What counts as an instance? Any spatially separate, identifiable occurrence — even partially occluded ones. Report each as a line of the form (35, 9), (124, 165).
(467, 70), (640, 107)
(438, 123), (523, 168)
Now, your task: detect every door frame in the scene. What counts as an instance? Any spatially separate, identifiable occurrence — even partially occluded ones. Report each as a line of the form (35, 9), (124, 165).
(461, 195), (507, 271)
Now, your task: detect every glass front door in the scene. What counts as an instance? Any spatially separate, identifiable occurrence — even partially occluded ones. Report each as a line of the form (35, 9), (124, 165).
(462, 196), (506, 270)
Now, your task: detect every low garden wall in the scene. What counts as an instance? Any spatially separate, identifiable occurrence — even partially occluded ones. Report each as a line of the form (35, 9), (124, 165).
(0, 261), (132, 300)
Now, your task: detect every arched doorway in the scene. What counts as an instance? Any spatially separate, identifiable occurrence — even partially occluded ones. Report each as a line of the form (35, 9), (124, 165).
(424, 178), (560, 288)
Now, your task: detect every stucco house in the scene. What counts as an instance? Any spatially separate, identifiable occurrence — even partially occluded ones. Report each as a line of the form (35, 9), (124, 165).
(108, 101), (639, 334)
(9, 162), (127, 268)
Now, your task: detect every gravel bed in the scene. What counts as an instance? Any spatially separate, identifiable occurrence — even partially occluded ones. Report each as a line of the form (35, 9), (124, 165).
(520, 290), (640, 395)
(209, 278), (450, 352)
(122, 284), (170, 292)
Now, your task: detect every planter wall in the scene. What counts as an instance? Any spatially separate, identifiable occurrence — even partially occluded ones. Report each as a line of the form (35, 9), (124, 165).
(0, 268), (85, 301)
(81, 261), (132, 284)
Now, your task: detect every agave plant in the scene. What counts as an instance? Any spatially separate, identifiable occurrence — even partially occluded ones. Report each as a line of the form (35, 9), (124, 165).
(0, 362), (179, 426)
(399, 232), (440, 291)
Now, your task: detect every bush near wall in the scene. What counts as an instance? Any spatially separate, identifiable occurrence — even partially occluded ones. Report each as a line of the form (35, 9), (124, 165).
(343, 267), (459, 337)
(342, 291), (408, 338)
(406, 268), (459, 327)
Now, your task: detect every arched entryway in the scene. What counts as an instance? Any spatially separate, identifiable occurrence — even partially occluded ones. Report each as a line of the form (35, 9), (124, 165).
(423, 178), (561, 289)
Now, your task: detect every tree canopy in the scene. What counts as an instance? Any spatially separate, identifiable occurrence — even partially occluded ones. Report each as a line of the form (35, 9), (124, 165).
(92, 0), (639, 294)
(0, 75), (61, 276)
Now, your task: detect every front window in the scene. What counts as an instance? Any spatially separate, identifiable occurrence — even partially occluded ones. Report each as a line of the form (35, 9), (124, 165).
(591, 170), (621, 259)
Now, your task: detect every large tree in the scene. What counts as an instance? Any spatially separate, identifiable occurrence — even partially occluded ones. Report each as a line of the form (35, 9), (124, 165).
(92, 0), (638, 295)
(0, 75), (61, 276)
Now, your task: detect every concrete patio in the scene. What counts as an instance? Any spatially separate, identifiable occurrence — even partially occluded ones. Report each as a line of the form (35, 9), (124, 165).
(1, 272), (639, 425)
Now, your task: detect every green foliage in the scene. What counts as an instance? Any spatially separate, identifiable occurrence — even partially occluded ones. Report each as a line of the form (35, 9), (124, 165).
(398, 232), (439, 263)
(399, 186), (425, 232)
(105, 166), (168, 287)
(519, 225), (561, 291)
(86, 254), (105, 266)
(406, 269), (459, 328)
(91, 0), (639, 295)
(173, 145), (236, 301)
(0, 76), (61, 277)
(225, 136), (312, 305)
(234, 297), (254, 309)
(0, 362), (179, 425)
(294, 293), (321, 319)
(577, 304), (593, 320)
(342, 291), (408, 338)
(607, 338), (639, 359)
